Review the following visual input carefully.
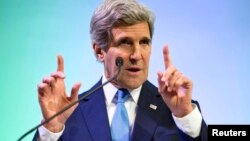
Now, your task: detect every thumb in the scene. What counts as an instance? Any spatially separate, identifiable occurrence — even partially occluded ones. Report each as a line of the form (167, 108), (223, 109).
(70, 82), (81, 101)
(157, 71), (163, 85)
(157, 71), (165, 93)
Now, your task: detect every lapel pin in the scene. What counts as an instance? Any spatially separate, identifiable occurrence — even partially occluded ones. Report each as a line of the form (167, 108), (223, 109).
(149, 104), (157, 110)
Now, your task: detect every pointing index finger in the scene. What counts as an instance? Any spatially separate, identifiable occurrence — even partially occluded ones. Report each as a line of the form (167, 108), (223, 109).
(57, 54), (64, 72)
(163, 45), (172, 69)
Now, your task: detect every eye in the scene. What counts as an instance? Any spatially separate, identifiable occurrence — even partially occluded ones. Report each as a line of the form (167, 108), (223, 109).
(119, 38), (133, 47)
(140, 38), (151, 46)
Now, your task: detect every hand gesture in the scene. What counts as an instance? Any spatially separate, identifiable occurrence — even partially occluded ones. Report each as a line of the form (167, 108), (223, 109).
(157, 45), (193, 117)
(37, 55), (81, 132)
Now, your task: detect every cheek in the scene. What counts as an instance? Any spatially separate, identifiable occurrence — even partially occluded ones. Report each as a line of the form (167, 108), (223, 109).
(144, 54), (151, 75)
(104, 61), (116, 78)
(103, 51), (120, 76)
(143, 51), (151, 65)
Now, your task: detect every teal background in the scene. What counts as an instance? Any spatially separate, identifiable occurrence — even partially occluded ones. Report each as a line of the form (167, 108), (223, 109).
(0, 0), (249, 140)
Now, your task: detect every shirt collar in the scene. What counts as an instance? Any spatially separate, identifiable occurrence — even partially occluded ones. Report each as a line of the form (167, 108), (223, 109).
(102, 74), (141, 105)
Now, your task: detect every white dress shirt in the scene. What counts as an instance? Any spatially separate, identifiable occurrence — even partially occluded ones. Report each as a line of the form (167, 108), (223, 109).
(38, 75), (202, 141)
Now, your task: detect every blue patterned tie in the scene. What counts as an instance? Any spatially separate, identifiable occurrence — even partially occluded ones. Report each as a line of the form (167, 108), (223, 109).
(111, 89), (130, 141)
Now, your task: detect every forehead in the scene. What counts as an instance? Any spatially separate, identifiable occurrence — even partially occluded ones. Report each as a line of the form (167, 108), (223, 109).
(111, 22), (151, 40)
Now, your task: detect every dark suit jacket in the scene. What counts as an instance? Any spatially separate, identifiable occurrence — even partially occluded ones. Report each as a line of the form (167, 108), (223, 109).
(34, 79), (208, 141)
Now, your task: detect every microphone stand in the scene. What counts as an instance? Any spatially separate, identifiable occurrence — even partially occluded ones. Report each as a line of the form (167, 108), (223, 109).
(17, 58), (123, 141)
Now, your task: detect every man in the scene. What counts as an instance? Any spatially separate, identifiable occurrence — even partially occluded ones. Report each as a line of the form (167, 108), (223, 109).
(35, 0), (208, 140)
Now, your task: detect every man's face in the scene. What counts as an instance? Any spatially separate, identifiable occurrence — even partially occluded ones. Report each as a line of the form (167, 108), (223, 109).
(102, 22), (151, 89)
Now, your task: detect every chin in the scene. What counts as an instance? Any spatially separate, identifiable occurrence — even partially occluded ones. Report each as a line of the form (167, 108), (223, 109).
(120, 78), (146, 89)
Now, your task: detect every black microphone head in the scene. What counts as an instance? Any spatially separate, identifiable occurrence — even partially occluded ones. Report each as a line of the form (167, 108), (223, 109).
(115, 57), (123, 67)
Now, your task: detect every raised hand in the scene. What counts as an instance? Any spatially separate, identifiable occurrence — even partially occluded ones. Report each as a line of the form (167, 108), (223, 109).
(157, 45), (193, 117)
(37, 55), (81, 132)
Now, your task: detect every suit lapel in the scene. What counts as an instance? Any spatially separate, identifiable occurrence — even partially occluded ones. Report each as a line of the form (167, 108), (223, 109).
(132, 81), (162, 141)
(77, 80), (165, 141)
(79, 80), (112, 141)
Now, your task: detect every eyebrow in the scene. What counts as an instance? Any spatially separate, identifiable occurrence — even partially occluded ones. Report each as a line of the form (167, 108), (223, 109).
(141, 37), (152, 43)
(112, 36), (151, 45)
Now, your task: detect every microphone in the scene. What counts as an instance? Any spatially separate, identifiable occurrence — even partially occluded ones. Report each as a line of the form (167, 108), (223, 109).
(115, 57), (123, 67)
(17, 57), (124, 141)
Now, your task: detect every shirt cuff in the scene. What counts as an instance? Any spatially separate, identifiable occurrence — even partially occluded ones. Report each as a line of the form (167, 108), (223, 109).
(38, 125), (65, 141)
(172, 104), (202, 138)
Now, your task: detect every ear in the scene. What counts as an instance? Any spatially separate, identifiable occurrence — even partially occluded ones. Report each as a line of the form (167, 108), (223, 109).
(93, 43), (105, 62)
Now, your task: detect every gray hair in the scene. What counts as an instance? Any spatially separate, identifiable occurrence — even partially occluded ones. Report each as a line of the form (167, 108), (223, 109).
(90, 0), (155, 49)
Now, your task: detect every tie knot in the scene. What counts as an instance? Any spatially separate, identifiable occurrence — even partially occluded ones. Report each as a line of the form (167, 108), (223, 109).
(116, 89), (130, 103)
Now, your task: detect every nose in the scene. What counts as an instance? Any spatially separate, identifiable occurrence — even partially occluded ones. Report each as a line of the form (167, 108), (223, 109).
(130, 43), (142, 61)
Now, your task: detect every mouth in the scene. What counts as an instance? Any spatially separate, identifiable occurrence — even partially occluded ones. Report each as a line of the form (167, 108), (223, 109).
(125, 67), (141, 74)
